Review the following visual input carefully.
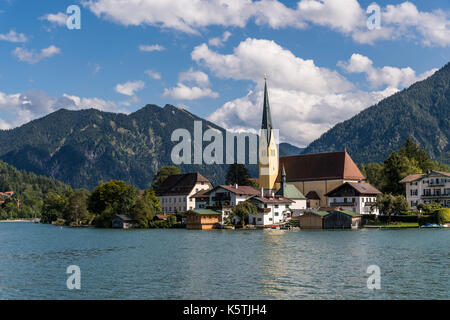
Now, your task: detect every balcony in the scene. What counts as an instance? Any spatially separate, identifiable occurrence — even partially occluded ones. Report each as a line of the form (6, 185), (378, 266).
(422, 193), (450, 199)
(330, 202), (356, 207)
(428, 182), (446, 187)
(364, 202), (377, 207)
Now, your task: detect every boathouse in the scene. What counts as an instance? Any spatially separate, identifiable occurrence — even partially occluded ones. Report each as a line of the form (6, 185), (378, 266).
(111, 215), (138, 229)
(185, 209), (222, 230)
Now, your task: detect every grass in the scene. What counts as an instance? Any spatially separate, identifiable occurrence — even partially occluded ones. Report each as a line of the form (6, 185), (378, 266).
(364, 222), (419, 228)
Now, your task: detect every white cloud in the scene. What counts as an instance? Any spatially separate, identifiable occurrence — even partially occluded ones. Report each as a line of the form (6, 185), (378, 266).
(115, 80), (145, 96)
(0, 90), (120, 130)
(39, 12), (68, 27)
(0, 30), (28, 43)
(12, 45), (61, 64)
(163, 83), (219, 100)
(193, 38), (433, 146)
(339, 53), (438, 88)
(145, 70), (161, 80)
(208, 31), (232, 47)
(178, 68), (211, 87)
(83, 0), (450, 47)
(192, 38), (353, 95)
(139, 44), (165, 52)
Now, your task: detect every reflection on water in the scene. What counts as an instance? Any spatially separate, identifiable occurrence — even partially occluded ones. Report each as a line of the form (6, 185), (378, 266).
(0, 223), (448, 300)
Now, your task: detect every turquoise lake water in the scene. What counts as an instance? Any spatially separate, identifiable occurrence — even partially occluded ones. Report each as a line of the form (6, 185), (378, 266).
(0, 222), (448, 300)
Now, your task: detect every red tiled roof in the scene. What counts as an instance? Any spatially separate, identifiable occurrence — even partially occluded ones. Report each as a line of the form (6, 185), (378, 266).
(156, 172), (211, 196)
(325, 182), (381, 197)
(190, 189), (210, 199)
(277, 151), (366, 182)
(252, 196), (293, 204)
(399, 173), (425, 183)
(155, 214), (169, 220)
(215, 185), (260, 196)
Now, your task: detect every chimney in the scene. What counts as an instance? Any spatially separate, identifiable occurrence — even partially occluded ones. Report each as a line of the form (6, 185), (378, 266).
(261, 188), (264, 198)
(235, 183), (238, 189)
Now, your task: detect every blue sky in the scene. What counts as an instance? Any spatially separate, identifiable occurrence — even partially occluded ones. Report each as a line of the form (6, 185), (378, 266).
(0, 0), (449, 147)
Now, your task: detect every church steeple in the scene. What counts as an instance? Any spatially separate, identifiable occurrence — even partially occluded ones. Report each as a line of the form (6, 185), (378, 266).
(261, 75), (273, 144)
(280, 165), (287, 193)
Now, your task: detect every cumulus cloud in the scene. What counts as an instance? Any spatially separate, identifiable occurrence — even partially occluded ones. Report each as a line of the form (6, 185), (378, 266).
(0, 30), (28, 43)
(83, 0), (450, 46)
(164, 68), (218, 100)
(192, 38), (353, 95)
(208, 31), (232, 47)
(164, 84), (219, 100)
(0, 90), (120, 130)
(192, 38), (432, 146)
(139, 44), (165, 52)
(145, 70), (161, 80)
(12, 45), (61, 64)
(39, 12), (68, 27)
(338, 53), (438, 88)
(115, 80), (145, 96)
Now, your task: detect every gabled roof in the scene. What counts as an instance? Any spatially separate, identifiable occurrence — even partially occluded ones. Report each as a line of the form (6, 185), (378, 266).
(190, 189), (210, 199)
(400, 171), (450, 183)
(114, 215), (136, 222)
(156, 172), (211, 196)
(277, 151), (366, 182)
(275, 184), (306, 199)
(213, 185), (260, 196)
(188, 209), (222, 215)
(325, 182), (381, 197)
(252, 196), (293, 204)
(306, 191), (321, 200)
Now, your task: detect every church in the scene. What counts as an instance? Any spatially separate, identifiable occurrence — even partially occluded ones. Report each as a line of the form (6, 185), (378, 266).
(256, 77), (367, 209)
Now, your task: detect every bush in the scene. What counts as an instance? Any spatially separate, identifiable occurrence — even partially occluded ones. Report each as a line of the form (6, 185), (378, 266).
(418, 215), (437, 226)
(436, 209), (450, 224)
(378, 215), (418, 223)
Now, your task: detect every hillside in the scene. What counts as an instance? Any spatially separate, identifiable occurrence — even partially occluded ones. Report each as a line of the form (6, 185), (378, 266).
(0, 104), (297, 189)
(303, 62), (450, 165)
(0, 160), (71, 218)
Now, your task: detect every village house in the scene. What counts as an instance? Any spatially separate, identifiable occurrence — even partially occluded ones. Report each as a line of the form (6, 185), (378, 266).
(275, 166), (307, 212)
(207, 185), (260, 224)
(325, 182), (381, 215)
(112, 215), (139, 229)
(248, 194), (293, 226)
(156, 172), (212, 213)
(185, 209), (222, 230)
(400, 170), (450, 210)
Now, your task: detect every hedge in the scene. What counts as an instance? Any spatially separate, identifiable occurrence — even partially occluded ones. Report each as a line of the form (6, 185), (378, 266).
(418, 215), (437, 226)
(378, 215), (419, 223)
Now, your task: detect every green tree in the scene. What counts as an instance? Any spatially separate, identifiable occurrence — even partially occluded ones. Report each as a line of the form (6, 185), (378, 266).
(225, 163), (252, 186)
(88, 180), (138, 227)
(151, 166), (181, 191)
(360, 163), (385, 191)
(417, 202), (442, 214)
(41, 193), (68, 224)
(382, 152), (422, 195)
(392, 195), (410, 214)
(64, 190), (89, 226)
(142, 189), (161, 212)
(231, 201), (258, 227)
(131, 197), (153, 228)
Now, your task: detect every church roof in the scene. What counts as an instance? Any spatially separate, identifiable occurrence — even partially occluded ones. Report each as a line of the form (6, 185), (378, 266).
(275, 184), (306, 199)
(277, 151), (366, 182)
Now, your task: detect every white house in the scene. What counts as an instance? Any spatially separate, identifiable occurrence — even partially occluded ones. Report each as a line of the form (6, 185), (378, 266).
(400, 171), (450, 210)
(275, 166), (307, 211)
(156, 172), (212, 213)
(324, 182), (381, 215)
(207, 185), (260, 224)
(248, 194), (293, 226)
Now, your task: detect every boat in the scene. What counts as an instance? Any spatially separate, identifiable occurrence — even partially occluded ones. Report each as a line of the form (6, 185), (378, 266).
(270, 225), (281, 230)
(420, 223), (446, 228)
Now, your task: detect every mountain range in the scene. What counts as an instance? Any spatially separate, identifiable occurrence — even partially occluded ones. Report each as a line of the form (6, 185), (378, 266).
(303, 62), (450, 166)
(0, 62), (448, 190)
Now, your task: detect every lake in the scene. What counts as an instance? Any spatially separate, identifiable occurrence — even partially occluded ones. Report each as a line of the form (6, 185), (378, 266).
(0, 222), (448, 300)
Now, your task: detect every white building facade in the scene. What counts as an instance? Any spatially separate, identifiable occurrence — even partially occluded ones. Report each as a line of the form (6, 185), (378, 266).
(325, 182), (381, 215)
(400, 171), (450, 210)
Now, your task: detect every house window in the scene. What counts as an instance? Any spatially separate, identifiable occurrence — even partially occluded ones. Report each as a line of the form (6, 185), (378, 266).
(275, 212), (279, 216)
(258, 218), (262, 222)
(275, 204), (279, 208)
